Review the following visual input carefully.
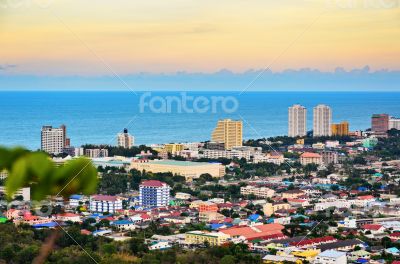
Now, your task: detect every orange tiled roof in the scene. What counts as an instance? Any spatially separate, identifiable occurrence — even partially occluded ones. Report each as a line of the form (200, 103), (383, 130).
(220, 223), (284, 239)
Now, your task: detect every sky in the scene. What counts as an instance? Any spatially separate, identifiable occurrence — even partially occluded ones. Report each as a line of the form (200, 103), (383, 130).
(0, 0), (399, 90)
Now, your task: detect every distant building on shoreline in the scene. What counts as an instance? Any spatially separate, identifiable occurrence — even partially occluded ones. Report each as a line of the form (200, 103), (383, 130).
(389, 116), (400, 130)
(211, 119), (242, 150)
(41, 125), (69, 154)
(332, 121), (349, 136)
(371, 114), (389, 133)
(313, 105), (332, 137)
(117, 128), (134, 148)
(85, 148), (109, 158)
(288, 104), (307, 137)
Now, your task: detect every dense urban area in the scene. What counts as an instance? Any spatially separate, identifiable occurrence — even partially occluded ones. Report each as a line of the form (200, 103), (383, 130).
(1, 106), (400, 264)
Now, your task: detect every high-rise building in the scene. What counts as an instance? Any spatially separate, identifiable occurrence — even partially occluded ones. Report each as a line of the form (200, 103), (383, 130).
(211, 119), (242, 150)
(288, 104), (307, 137)
(117, 128), (134, 148)
(139, 180), (170, 207)
(371, 114), (389, 133)
(313, 105), (332, 137)
(389, 116), (400, 130)
(41, 125), (69, 154)
(331, 121), (349, 136)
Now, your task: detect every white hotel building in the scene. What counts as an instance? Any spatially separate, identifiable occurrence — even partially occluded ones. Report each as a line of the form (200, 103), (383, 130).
(41, 125), (68, 154)
(389, 117), (400, 130)
(313, 104), (332, 137)
(90, 195), (123, 213)
(288, 104), (307, 137)
(139, 180), (170, 207)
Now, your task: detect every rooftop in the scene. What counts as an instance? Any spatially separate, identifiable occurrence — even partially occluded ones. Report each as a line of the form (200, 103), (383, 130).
(140, 180), (168, 187)
(301, 152), (322, 158)
(149, 160), (221, 167)
(318, 250), (346, 258)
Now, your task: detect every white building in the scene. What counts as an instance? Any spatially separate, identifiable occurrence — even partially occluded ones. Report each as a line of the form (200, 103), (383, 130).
(253, 153), (285, 165)
(240, 185), (275, 198)
(90, 195), (123, 213)
(175, 192), (191, 200)
(69, 194), (87, 208)
(117, 128), (134, 148)
(288, 104), (307, 137)
(85, 149), (109, 158)
(313, 105), (332, 137)
(314, 250), (347, 264)
(0, 186), (30, 201)
(201, 146), (261, 161)
(326, 140), (340, 148)
(41, 125), (68, 154)
(389, 117), (400, 130)
(314, 200), (351, 211)
(139, 180), (170, 207)
(337, 217), (357, 229)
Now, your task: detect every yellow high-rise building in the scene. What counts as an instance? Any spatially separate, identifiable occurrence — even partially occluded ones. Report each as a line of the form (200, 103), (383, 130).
(331, 121), (349, 136)
(211, 119), (243, 150)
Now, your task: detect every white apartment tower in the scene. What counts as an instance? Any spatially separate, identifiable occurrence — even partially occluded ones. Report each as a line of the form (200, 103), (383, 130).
(313, 104), (332, 137)
(389, 117), (400, 130)
(117, 128), (134, 148)
(139, 180), (170, 207)
(288, 104), (307, 137)
(41, 125), (68, 154)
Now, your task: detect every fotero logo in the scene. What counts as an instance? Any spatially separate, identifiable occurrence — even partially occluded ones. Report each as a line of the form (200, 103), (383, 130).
(139, 92), (239, 114)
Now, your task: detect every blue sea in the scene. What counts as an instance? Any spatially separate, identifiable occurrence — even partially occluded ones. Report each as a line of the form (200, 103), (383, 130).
(1, 91), (399, 150)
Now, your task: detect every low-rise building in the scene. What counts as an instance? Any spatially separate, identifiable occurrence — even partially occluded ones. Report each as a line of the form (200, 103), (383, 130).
(240, 185), (275, 198)
(314, 250), (347, 264)
(300, 152), (322, 165)
(175, 192), (191, 200)
(199, 212), (225, 222)
(263, 202), (292, 217)
(130, 160), (225, 181)
(198, 201), (218, 213)
(85, 148), (109, 158)
(314, 200), (351, 211)
(90, 195), (123, 213)
(282, 189), (305, 199)
(185, 231), (229, 246)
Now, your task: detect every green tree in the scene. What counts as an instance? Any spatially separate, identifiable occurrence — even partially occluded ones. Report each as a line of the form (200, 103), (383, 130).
(220, 255), (236, 264)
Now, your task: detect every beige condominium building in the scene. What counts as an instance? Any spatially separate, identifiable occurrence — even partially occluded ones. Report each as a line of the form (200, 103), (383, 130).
(117, 128), (134, 148)
(130, 160), (225, 181)
(211, 119), (243, 150)
(288, 104), (307, 137)
(41, 125), (69, 154)
(313, 104), (332, 137)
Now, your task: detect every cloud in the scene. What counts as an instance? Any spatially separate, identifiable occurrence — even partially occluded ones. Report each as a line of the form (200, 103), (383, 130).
(0, 64), (17, 71)
(0, 66), (399, 91)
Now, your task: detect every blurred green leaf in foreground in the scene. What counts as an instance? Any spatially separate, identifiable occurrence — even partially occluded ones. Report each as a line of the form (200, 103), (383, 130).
(0, 147), (98, 201)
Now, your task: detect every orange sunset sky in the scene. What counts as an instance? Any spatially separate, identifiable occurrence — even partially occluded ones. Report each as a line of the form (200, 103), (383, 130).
(0, 0), (399, 76)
